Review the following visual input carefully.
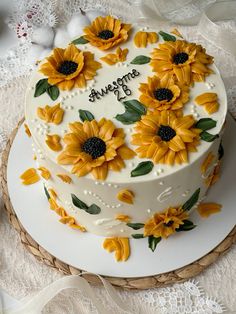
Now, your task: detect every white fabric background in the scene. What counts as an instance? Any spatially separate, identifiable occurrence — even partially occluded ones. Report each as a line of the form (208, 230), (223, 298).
(0, 0), (236, 313)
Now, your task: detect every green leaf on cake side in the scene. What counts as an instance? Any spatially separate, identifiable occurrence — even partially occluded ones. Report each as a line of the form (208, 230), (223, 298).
(34, 78), (60, 101)
(159, 31), (176, 42)
(71, 194), (88, 209)
(182, 188), (200, 211)
(43, 185), (51, 200)
(131, 161), (154, 177)
(148, 236), (162, 252)
(127, 223), (145, 230)
(195, 118), (217, 131)
(71, 194), (101, 215)
(34, 79), (50, 97)
(130, 55), (151, 65)
(71, 36), (89, 45)
(131, 234), (145, 239)
(176, 220), (196, 232)
(79, 109), (95, 122)
(200, 131), (219, 142)
(47, 85), (60, 101)
(86, 204), (101, 215)
(115, 99), (146, 125)
(218, 142), (224, 160)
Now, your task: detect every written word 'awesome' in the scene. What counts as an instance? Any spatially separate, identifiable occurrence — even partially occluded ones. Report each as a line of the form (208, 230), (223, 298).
(88, 69), (140, 102)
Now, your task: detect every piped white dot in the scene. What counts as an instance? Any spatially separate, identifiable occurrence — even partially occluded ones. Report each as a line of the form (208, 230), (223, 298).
(159, 181), (164, 185)
(84, 190), (88, 195)
(147, 208), (151, 213)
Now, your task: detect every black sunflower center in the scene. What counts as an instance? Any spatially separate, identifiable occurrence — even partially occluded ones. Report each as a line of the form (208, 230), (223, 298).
(58, 61), (78, 75)
(164, 220), (174, 227)
(82, 137), (106, 159)
(98, 30), (114, 40)
(157, 125), (176, 142)
(173, 52), (189, 65)
(153, 88), (173, 102)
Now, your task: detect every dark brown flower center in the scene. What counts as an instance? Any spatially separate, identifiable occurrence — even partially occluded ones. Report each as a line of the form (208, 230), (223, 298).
(82, 137), (106, 159)
(98, 30), (114, 40)
(153, 88), (173, 102)
(58, 61), (78, 75)
(164, 220), (174, 227)
(157, 125), (176, 142)
(173, 52), (189, 65)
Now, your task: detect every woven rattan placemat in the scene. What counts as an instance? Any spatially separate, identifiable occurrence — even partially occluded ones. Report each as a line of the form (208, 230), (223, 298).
(1, 119), (235, 289)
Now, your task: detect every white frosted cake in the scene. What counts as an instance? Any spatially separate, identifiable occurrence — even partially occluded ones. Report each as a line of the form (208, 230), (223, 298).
(23, 15), (226, 260)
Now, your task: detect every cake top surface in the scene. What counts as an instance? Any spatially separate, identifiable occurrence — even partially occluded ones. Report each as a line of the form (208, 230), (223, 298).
(25, 15), (227, 183)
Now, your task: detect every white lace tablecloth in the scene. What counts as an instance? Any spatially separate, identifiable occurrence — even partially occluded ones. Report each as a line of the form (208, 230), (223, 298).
(0, 1), (236, 313)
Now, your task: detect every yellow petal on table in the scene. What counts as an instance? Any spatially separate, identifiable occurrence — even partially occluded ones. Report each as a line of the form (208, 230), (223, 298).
(197, 203), (222, 218)
(57, 174), (72, 184)
(103, 237), (130, 262)
(38, 166), (51, 180)
(117, 189), (134, 204)
(20, 168), (40, 185)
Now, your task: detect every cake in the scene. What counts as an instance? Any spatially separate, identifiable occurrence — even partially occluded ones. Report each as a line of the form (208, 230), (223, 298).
(23, 15), (226, 261)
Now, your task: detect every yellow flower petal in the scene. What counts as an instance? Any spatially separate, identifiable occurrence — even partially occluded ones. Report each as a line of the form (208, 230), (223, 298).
(197, 203), (222, 218)
(46, 134), (62, 151)
(57, 174), (72, 184)
(24, 123), (31, 137)
(48, 188), (57, 200)
(115, 214), (131, 223)
(195, 92), (219, 114)
(103, 237), (130, 261)
(201, 152), (215, 175)
(20, 168), (40, 185)
(38, 167), (51, 180)
(117, 189), (134, 204)
(170, 28), (183, 38)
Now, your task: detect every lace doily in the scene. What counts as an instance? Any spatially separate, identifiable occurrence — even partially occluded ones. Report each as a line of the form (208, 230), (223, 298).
(0, 1), (236, 313)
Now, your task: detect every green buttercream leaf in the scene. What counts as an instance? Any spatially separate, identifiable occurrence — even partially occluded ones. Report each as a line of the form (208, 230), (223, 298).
(79, 109), (95, 122)
(195, 118), (217, 131)
(159, 31), (176, 42)
(176, 220), (196, 232)
(148, 236), (162, 252)
(131, 234), (145, 239)
(72, 36), (89, 44)
(71, 194), (88, 210)
(200, 131), (219, 142)
(44, 185), (50, 200)
(86, 204), (101, 215)
(47, 85), (60, 101)
(130, 55), (151, 65)
(127, 223), (145, 230)
(182, 188), (200, 211)
(218, 142), (224, 160)
(115, 99), (146, 125)
(131, 161), (154, 177)
(34, 79), (50, 97)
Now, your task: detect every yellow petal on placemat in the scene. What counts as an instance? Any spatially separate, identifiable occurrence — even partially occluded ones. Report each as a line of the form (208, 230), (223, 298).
(57, 174), (72, 184)
(20, 168), (40, 185)
(103, 237), (130, 262)
(38, 166), (51, 180)
(197, 203), (222, 218)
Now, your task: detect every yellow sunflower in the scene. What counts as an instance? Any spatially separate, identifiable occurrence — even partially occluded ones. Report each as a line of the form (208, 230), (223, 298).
(150, 40), (213, 85)
(39, 44), (101, 90)
(57, 118), (135, 180)
(139, 75), (189, 114)
(83, 16), (131, 50)
(144, 207), (189, 239)
(131, 111), (201, 165)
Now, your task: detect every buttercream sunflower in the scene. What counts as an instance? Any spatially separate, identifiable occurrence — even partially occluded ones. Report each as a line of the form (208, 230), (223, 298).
(144, 207), (189, 238)
(57, 118), (135, 180)
(150, 40), (213, 85)
(131, 110), (201, 165)
(139, 75), (189, 114)
(39, 44), (101, 90)
(83, 16), (131, 50)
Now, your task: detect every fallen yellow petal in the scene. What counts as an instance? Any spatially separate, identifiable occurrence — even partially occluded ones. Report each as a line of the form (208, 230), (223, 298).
(24, 123), (31, 137)
(197, 203), (222, 218)
(38, 166), (51, 180)
(115, 214), (131, 223)
(170, 28), (183, 38)
(117, 189), (134, 204)
(46, 134), (62, 151)
(20, 168), (40, 185)
(57, 174), (72, 184)
(103, 237), (130, 262)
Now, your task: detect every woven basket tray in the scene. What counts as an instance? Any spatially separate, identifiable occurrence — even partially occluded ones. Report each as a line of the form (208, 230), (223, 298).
(1, 119), (235, 290)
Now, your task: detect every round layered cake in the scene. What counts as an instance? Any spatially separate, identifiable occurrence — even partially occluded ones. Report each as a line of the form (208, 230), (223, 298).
(25, 15), (227, 240)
